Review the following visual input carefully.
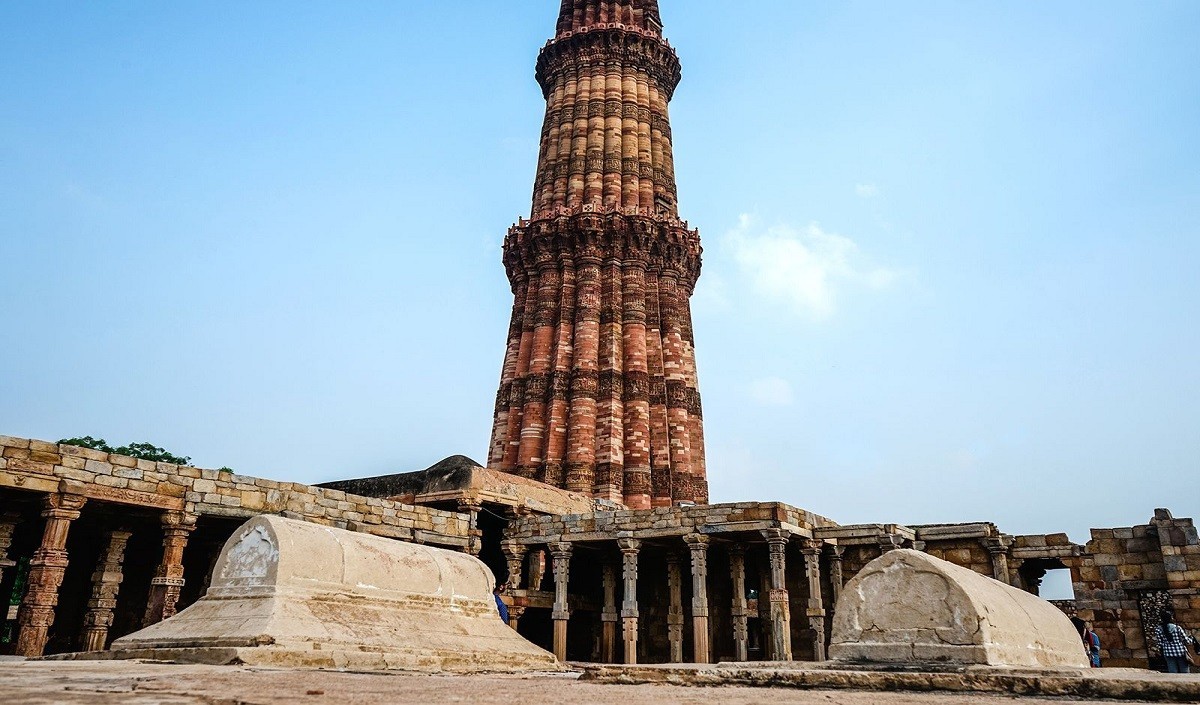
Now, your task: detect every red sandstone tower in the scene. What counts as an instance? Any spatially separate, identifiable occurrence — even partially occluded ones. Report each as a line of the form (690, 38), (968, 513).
(488, 0), (707, 509)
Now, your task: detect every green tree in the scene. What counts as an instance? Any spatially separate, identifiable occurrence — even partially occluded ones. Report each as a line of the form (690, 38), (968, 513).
(111, 442), (191, 466)
(56, 436), (113, 453)
(58, 437), (192, 466)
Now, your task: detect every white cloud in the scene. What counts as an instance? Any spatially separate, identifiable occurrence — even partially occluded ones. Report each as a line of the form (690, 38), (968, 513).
(747, 376), (794, 406)
(692, 272), (733, 314)
(855, 183), (879, 198)
(724, 214), (900, 321)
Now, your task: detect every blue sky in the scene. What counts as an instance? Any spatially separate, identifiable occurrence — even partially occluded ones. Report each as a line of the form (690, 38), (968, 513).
(3, 0), (1197, 572)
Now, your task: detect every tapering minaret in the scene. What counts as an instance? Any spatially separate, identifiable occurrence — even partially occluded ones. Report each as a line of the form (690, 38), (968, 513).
(488, 0), (707, 509)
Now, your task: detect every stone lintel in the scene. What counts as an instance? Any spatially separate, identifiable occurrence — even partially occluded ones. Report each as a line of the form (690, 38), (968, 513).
(1011, 545), (1082, 560)
(347, 522), (414, 542)
(413, 529), (470, 548)
(815, 524), (916, 544)
(512, 520), (815, 545)
(0, 471), (59, 494)
(912, 523), (998, 541)
(81, 485), (185, 511)
(192, 504), (256, 519)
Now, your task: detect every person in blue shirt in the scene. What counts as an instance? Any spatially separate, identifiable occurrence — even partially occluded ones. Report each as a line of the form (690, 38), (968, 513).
(493, 584), (509, 624)
(1071, 616), (1101, 667)
(1084, 624), (1101, 668)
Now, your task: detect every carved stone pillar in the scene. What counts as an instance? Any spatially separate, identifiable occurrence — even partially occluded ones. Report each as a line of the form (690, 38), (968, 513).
(80, 529), (132, 651)
(666, 552), (684, 662)
(458, 498), (483, 557)
(984, 536), (1014, 584)
(527, 547), (546, 591)
(143, 511), (197, 626)
(507, 605), (526, 630)
(729, 543), (749, 661)
(684, 533), (710, 663)
(618, 536), (640, 664)
(15, 491), (87, 657)
(762, 528), (792, 661)
(827, 544), (845, 606)
(501, 538), (527, 591)
(601, 559), (618, 663)
(0, 512), (19, 586)
(800, 539), (826, 662)
(550, 541), (572, 661)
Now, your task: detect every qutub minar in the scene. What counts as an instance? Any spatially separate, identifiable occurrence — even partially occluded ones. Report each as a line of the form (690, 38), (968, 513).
(0, 0), (1194, 674)
(487, 0), (707, 509)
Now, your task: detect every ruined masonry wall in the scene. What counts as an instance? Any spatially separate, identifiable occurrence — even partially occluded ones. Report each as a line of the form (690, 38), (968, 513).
(1073, 511), (1200, 667)
(0, 435), (469, 545)
(922, 539), (993, 577)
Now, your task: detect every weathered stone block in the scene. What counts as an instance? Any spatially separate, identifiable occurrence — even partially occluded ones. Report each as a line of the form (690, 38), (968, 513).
(56, 468), (96, 483)
(158, 483), (186, 498)
(0, 435), (31, 449)
(1164, 555), (1188, 573)
(59, 444), (107, 461)
(127, 480), (159, 494)
(830, 549), (1088, 668)
(8, 458), (54, 475)
(108, 515), (557, 671)
(59, 455), (87, 470)
(29, 449), (62, 464)
(108, 455), (137, 468)
(84, 459), (113, 475)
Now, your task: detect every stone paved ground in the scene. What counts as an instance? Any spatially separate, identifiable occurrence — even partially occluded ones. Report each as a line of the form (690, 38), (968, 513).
(1, 661), (1193, 705)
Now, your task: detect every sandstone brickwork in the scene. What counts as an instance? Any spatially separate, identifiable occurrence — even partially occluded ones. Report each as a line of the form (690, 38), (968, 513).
(0, 436), (467, 545)
(1070, 509), (1200, 668)
(487, 0), (708, 508)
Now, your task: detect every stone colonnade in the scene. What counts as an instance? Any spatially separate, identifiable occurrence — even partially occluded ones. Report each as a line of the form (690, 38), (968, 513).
(502, 529), (842, 664)
(1, 490), (200, 658)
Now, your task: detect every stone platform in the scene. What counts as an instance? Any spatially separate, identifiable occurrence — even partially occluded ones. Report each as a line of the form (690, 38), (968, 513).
(2, 660), (1198, 705)
(581, 662), (1200, 702)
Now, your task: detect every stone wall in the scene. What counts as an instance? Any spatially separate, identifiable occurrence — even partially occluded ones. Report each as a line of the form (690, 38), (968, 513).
(0, 435), (469, 546)
(921, 539), (994, 577)
(1073, 509), (1200, 668)
(0, 434), (471, 658)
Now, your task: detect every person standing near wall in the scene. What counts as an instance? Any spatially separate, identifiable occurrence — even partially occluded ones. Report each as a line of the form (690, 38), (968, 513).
(1156, 611), (1196, 674)
(1070, 617), (1101, 668)
(493, 584), (509, 624)
(1084, 622), (1101, 668)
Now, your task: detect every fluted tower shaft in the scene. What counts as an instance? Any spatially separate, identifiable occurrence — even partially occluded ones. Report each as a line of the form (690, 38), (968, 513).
(488, 0), (707, 508)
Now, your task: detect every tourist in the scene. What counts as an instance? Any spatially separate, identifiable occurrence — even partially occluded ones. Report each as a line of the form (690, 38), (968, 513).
(1156, 611), (1196, 674)
(1081, 621), (1101, 668)
(1070, 617), (1100, 667)
(493, 584), (509, 624)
